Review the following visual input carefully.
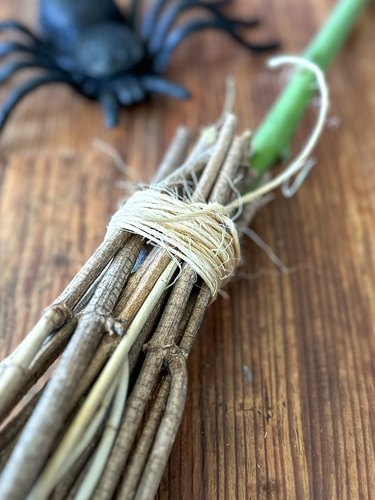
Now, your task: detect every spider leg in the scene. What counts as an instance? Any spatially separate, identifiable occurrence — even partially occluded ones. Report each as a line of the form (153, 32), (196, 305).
(0, 60), (56, 85)
(114, 76), (145, 106)
(0, 20), (39, 42)
(149, 0), (260, 53)
(154, 19), (279, 72)
(140, 76), (190, 100)
(0, 40), (59, 73)
(100, 91), (120, 128)
(0, 73), (71, 132)
(0, 41), (41, 62)
(141, 0), (170, 41)
(128, 0), (142, 29)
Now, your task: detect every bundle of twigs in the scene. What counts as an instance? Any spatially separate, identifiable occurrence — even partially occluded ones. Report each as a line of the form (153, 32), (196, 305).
(0, 113), (263, 499)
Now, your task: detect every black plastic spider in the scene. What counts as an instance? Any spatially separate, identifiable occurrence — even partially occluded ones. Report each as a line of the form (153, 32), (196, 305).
(0, 0), (278, 130)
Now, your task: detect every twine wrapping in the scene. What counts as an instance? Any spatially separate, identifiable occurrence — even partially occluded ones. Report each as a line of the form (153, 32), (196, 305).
(108, 189), (240, 297)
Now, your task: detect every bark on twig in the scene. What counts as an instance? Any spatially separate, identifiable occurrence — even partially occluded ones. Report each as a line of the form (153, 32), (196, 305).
(117, 377), (171, 498)
(134, 352), (188, 500)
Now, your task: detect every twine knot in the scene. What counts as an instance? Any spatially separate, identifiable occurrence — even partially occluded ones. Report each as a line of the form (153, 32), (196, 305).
(108, 189), (241, 296)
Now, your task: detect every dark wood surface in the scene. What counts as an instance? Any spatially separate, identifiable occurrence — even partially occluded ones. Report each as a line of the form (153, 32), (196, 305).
(1, 1), (374, 498)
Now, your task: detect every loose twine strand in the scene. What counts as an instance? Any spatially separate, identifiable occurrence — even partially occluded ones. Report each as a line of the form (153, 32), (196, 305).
(108, 56), (329, 297)
(227, 55), (330, 207)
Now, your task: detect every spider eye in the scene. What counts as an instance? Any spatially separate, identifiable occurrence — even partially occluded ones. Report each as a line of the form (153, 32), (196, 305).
(75, 23), (145, 78)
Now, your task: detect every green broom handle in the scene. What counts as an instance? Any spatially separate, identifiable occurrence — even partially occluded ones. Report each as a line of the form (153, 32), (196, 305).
(250, 0), (368, 174)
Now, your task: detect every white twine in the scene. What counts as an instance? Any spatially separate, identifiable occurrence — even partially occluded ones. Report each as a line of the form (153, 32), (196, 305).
(109, 190), (240, 297)
(108, 56), (329, 296)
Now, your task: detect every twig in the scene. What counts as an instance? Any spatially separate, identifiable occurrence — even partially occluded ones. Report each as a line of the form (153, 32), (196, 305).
(117, 249), (172, 325)
(117, 377), (171, 498)
(134, 352), (187, 500)
(152, 126), (191, 183)
(40, 377), (120, 496)
(0, 303), (71, 418)
(74, 359), (130, 500)
(0, 318), (77, 422)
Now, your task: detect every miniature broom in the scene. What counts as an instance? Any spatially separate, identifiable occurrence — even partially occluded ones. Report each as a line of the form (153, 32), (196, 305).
(0, 0), (368, 498)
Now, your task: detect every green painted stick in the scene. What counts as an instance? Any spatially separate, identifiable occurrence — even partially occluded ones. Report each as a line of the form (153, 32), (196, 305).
(250, 0), (368, 175)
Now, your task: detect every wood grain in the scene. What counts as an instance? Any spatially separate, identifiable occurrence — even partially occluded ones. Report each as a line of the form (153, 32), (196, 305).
(1, 0), (375, 498)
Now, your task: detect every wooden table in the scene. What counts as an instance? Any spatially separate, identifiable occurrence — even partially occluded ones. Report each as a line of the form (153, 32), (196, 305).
(1, 1), (374, 498)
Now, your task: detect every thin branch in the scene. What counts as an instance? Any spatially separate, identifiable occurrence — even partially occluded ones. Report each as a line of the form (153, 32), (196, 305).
(134, 352), (187, 500)
(152, 126), (191, 183)
(117, 376), (171, 498)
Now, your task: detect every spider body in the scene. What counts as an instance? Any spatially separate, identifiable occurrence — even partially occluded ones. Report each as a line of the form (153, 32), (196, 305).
(39, 0), (125, 51)
(0, 0), (278, 130)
